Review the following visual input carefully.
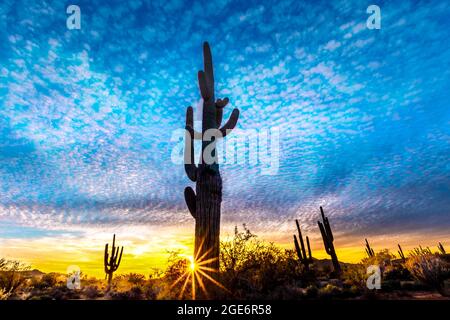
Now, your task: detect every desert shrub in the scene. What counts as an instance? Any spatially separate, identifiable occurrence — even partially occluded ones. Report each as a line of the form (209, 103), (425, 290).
(81, 276), (99, 287)
(319, 284), (343, 299)
(343, 285), (362, 298)
(409, 246), (433, 257)
(108, 286), (144, 300)
(219, 225), (302, 299)
(383, 265), (412, 281)
(129, 285), (144, 299)
(158, 251), (191, 299)
(83, 285), (101, 299)
(361, 249), (396, 270)
(406, 254), (450, 295)
(377, 264), (413, 291)
(148, 268), (164, 280)
(343, 252), (412, 292)
(164, 251), (189, 283)
(220, 224), (258, 272)
(32, 273), (57, 290)
(269, 284), (304, 300)
(125, 273), (146, 286)
(0, 259), (30, 294)
(107, 290), (129, 300)
(0, 287), (11, 300)
(342, 264), (366, 288)
(143, 281), (161, 300)
(47, 284), (80, 300)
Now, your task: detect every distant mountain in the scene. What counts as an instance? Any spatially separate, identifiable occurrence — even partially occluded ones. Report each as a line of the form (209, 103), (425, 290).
(21, 269), (45, 277)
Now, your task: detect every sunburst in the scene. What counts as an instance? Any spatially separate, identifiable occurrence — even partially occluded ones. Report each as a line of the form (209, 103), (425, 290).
(170, 238), (229, 299)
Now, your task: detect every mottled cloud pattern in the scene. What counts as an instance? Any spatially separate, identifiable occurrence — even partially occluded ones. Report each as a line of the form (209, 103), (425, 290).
(0, 0), (449, 243)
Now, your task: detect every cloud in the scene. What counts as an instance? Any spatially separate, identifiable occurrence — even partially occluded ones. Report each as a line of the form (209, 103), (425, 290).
(323, 40), (341, 51)
(0, 0), (449, 255)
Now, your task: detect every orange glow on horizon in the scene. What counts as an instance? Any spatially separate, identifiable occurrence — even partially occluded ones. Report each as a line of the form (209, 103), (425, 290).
(0, 224), (448, 278)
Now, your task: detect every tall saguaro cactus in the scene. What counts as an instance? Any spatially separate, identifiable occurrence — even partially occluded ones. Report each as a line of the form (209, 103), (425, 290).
(184, 42), (240, 281)
(104, 234), (123, 289)
(293, 219), (312, 269)
(317, 206), (341, 275)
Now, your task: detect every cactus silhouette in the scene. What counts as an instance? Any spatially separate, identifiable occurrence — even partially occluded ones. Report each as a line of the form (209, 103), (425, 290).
(104, 234), (123, 290)
(317, 206), (341, 275)
(438, 242), (446, 255)
(293, 219), (312, 270)
(398, 244), (406, 261)
(184, 42), (240, 284)
(365, 238), (375, 258)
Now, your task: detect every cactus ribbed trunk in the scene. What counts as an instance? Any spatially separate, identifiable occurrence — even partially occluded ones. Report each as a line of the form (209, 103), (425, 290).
(329, 246), (340, 275)
(194, 170), (222, 273)
(107, 272), (113, 288)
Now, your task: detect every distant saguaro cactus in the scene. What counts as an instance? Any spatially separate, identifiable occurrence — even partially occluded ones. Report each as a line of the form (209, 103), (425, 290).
(398, 244), (406, 261)
(293, 219), (312, 270)
(438, 242), (446, 255)
(317, 206), (341, 275)
(365, 238), (375, 258)
(184, 42), (240, 282)
(104, 234), (123, 290)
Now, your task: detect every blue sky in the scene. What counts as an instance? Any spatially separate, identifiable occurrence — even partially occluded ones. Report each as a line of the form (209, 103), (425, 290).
(0, 0), (449, 257)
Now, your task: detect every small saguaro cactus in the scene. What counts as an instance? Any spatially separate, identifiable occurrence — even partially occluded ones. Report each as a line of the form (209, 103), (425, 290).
(438, 242), (446, 255)
(293, 219), (312, 270)
(398, 244), (406, 261)
(104, 234), (123, 289)
(184, 42), (240, 284)
(365, 238), (375, 258)
(317, 206), (341, 275)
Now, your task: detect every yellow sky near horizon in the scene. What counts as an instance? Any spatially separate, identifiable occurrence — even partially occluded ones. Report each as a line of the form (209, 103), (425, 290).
(0, 223), (448, 278)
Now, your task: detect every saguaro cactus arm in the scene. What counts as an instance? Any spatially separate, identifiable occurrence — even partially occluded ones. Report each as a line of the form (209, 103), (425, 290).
(293, 235), (302, 260)
(306, 236), (312, 259)
(198, 43), (214, 100)
(115, 246), (123, 269)
(200, 42), (240, 134)
(184, 187), (197, 219)
(438, 242), (446, 255)
(184, 106), (198, 182)
(219, 108), (240, 137)
(398, 244), (405, 260)
(104, 243), (109, 272)
(320, 206), (333, 242)
(295, 219), (307, 260)
(365, 238), (375, 257)
(215, 98), (229, 126)
(318, 220), (332, 254)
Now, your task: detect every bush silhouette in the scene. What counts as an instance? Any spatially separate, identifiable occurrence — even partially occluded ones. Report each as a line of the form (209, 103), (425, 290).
(406, 253), (450, 295)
